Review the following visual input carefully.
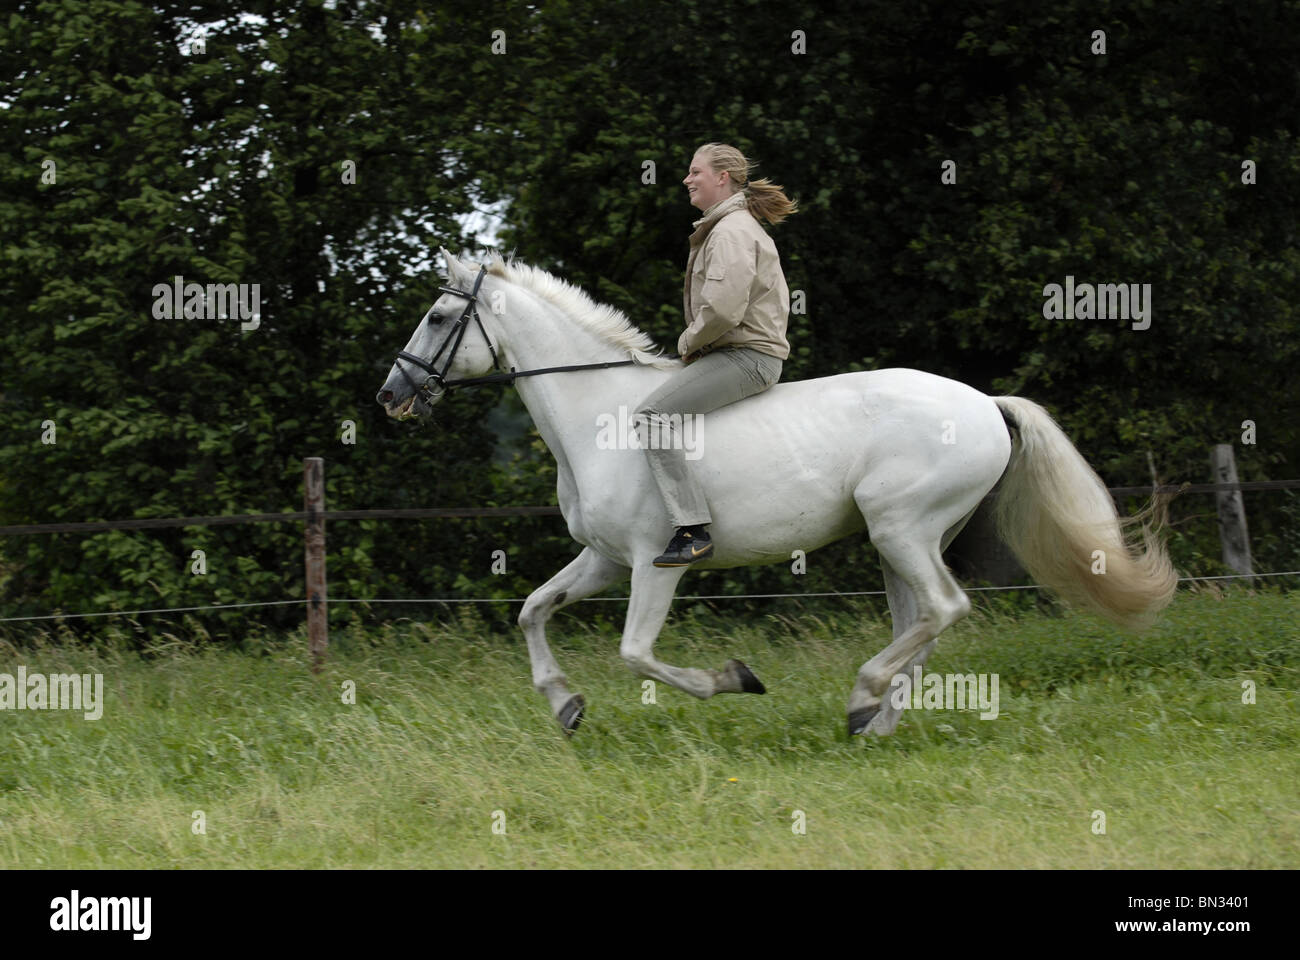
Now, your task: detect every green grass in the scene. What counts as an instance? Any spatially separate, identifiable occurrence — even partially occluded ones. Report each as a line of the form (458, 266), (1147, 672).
(1, 589), (1296, 868)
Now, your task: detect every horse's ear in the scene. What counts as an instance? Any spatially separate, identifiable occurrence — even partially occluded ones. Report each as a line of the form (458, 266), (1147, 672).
(439, 247), (468, 284)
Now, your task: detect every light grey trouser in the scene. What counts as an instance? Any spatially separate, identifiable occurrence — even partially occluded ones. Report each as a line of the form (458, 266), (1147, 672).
(634, 346), (783, 528)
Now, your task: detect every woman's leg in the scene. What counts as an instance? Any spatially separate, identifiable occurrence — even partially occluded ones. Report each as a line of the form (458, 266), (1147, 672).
(635, 348), (782, 530)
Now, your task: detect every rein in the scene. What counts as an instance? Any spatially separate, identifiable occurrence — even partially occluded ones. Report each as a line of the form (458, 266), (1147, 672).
(391, 265), (649, 408)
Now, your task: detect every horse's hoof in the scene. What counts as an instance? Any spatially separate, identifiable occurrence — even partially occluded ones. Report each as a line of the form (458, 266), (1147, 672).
(727, 659), (766, 694)
(848, 706), (880, 736)
(558, 695), (585, 735)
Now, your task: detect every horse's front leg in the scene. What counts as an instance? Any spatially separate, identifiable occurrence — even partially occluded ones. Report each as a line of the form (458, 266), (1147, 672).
(519, 547), (628, 733)
(619, 563), (766, 699)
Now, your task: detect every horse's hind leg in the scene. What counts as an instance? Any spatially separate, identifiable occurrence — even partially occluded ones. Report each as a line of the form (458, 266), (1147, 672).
(619, 563), (766, 699)
(519, 546), (628, 734)
(847, 508), (973, 736)
(856, 560), (935, 736)
(856, 512), (976, 736)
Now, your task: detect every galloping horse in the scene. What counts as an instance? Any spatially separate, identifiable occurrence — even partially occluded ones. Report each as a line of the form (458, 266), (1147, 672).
(377, 250), (1177, 737)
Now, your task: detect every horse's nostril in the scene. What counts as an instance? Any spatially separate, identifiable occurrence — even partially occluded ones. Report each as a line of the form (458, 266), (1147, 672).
(378, 390), (392, 405)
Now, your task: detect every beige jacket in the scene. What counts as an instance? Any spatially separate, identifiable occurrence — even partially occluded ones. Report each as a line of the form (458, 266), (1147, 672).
(679, 191), (791, 360)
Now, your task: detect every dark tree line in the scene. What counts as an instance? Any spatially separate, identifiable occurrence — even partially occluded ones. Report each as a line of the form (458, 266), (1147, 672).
(2, 0), (1297, 634)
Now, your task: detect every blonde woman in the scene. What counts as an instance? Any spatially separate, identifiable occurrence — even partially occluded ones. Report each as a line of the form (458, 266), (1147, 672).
(637, 142), (799, 567)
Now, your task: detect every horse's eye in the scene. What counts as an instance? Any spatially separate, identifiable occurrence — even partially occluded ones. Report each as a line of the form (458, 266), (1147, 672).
(428, 313), (443, 325)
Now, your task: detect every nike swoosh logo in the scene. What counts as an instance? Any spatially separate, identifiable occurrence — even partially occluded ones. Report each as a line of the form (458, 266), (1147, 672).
(691, 544), (710, 556)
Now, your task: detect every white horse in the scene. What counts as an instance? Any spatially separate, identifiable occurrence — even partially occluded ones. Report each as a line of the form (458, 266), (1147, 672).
(377, 249), (1177, 737)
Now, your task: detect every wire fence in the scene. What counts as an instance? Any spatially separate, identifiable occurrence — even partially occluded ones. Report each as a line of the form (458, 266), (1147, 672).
(2, 570), (1296, 624)
(0, 480), (1295, 538)
(2, 461), (1296, 663)
(0, 505), (562, 536)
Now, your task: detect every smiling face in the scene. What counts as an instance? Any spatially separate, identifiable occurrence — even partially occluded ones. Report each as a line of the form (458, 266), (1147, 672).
(683, 151), (731, 211)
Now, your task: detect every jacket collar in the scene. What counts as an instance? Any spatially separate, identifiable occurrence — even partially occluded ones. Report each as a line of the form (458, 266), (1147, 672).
(689, 191), (748, 245)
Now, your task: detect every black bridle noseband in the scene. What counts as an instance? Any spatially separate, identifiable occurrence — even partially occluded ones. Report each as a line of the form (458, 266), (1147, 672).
(392, 264), (653, 414)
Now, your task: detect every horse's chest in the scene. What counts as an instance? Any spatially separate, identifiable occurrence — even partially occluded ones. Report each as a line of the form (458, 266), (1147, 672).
(556, 467), (592, 544)
(558, 476), (631, 554)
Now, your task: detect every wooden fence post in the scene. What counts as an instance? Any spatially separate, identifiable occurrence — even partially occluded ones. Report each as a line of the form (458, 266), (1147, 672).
(1211, 443), (1253, 578)
(304, 457), (328, 670)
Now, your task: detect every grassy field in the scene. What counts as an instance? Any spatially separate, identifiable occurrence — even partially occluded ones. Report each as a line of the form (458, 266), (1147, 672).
(1, 588), (1296, 868)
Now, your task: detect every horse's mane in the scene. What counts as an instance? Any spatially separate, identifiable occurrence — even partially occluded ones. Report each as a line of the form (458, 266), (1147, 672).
(480, 251), (679, 369)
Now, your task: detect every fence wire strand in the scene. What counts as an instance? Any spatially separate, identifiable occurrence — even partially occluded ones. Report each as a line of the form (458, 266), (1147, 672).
(1, 570), (1296, 623)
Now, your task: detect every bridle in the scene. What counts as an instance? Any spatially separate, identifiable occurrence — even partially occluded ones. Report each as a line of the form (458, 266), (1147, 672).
(392, 264), (500, 409)
(391, 264), (650, 414)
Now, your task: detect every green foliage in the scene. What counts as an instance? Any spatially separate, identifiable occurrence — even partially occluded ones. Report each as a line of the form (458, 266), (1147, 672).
(0, 0), (523, 628)
(1, 1), (1296, 635)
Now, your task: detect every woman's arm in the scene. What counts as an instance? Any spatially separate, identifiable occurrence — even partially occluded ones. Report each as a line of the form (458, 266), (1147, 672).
(678, 230), (757, 358)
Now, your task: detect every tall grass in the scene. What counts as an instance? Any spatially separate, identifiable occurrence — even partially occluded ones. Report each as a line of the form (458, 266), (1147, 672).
(1, 589), (1296, 868)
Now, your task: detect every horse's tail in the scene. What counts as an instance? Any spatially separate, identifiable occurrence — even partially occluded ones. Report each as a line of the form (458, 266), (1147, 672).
(991, 396), (1178, 629)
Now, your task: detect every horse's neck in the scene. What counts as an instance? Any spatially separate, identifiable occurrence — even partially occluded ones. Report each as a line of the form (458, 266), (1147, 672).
(501, 297), (663, 474)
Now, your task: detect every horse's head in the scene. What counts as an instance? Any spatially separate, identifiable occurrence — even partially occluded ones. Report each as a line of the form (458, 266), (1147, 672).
(376, 248), (503, 421)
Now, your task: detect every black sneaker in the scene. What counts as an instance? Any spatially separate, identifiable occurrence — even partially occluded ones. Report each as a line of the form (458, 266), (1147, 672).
(652, 527), (713, 567)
